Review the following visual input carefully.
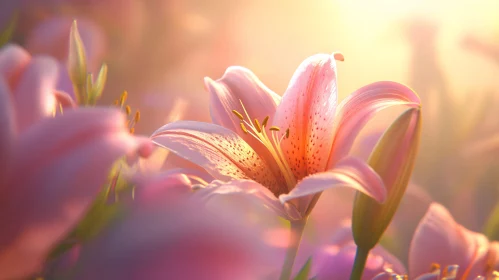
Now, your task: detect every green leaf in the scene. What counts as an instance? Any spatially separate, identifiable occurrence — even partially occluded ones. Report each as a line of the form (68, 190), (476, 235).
(352, 108), (422, 250)
(68, 20), (88, 104)
(293, 257), (312, 280)
(0, 12), (18, 47)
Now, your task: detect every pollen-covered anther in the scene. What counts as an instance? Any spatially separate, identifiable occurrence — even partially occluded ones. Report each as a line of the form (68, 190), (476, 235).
(119, 90), (128, 107)
(231, 99), (298, 190)
(232, 109), (244, 120)
(240, 122), (248, 134)
(254, 119), (262, 133)
(262, 116), (269, 127)
(125, 105), (131, 115)
(430, 263), (441, 273)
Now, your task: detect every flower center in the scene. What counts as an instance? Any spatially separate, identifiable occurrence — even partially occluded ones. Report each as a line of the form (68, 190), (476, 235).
(232, 100), (297, 190)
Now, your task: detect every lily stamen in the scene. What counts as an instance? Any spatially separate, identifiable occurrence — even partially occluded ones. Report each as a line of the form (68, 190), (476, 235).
(232, 110), (244, 120)
(234, 100), (297, 189)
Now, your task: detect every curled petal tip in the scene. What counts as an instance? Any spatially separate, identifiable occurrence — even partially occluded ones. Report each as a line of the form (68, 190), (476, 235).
(333, 52), (345, 62)
(203, 76), (215, 90)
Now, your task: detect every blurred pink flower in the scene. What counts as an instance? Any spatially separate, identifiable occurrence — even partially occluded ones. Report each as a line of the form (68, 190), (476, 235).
(72, 183), (278, 280)
(151, 53), (420, 220)
(409, 203), (499, 279)
(307, 221), (406, 280)
(0, 44), (148, 279)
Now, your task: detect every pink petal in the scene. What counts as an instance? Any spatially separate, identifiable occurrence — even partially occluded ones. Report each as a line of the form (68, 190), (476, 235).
(206, 67), (283, 182)
(133, 173), (193, 206)
(13, 56), (59, 131)
(196, 179), (301, 221)
(273, 53), (339, 180)
(280, 157), (385, 215)
(0, 77), (14, 184)
(327, 81), (420, 168)
(0, 44), (31, 89)
(206, 66), (280, 135)
(314, 243), (404, 280)
(464, 240), (499, 278)
(0, 108), (142, 279)
(312, 223), (407, 279)
(54, 90), (77, 109)
(409, 203), (488, 279)
(151, 121), (285, 196)
(73, 193), (276, 280)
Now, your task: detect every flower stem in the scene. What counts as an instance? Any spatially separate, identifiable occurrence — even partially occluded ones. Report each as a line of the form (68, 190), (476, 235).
(279, 219), (307, 280)
(350, 246), (370, 280)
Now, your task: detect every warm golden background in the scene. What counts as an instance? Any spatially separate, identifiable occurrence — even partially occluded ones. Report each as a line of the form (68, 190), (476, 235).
(3, 0), (499, 246)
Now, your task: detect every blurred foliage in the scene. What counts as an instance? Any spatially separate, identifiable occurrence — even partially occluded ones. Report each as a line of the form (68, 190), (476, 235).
(48, 159), (134, 261)
(0, 11), (17, 47)
(68, 20), (108, 106)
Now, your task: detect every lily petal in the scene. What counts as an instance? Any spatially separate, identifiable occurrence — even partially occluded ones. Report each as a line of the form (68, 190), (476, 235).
(196, 179), (300, 220)
(327, 81), (420, 168)
(280, 157), (385, 214)
(0, 44), (31, 88)
(133, 173), (193, 206)
(151, 121), (284, 195)
(206, 67), (283, 181)
(54, 90), (77, 110)
(0, 77), (14, 184)
(13, 56), (59, 131)
(206, 66), (281, 136)
(409, 203), (488, 279)
(73, 192), (275, 280)
(0, 109), (142, 279)
(273, 53), (339, 180)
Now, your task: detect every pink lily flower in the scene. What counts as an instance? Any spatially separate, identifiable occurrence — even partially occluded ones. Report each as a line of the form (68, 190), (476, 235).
(409, 203), (499, 279)
(72, 178), (278, 280)
(0, 44), (148, 279)
(151, 53), (420, 220)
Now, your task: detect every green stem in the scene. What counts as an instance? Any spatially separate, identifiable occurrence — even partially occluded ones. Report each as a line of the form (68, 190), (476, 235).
(279, 219), (307, 280)
(350, 246), (370, 280)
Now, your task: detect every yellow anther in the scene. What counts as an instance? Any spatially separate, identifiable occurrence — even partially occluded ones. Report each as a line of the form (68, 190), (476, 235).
(262, 116), (269, 127)
(234, 100), (297, 191)
(254, 119), (262, 133)
(240, 122), (248, 134)
(129, 127), (135, 134)
(285, 128), (290, 138)
(113, 99), (119, 106)
(125, 105), (131, 115)
(232, 110), (244, 120)
(134, 111), (141, 123)
(430, 263), (440, 272)
(334, 52), (345, 62)
(120, 90), (128, 107)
